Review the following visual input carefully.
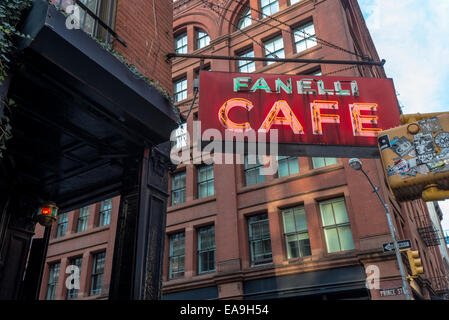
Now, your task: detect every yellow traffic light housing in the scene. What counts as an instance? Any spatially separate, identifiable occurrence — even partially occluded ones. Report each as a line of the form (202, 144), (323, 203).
(406, 250), (424, 278)
(378, 112), (449, 202)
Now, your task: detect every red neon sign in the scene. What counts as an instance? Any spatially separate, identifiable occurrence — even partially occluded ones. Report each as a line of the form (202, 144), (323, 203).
(198, 71), (401, 157)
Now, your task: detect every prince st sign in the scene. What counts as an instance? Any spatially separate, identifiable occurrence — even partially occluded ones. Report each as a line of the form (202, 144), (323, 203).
(198, 71), (401, 158)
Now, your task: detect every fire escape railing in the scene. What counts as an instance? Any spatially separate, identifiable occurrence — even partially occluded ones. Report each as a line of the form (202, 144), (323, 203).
(50, 0), (127, 47)
(426, 276), (449, 297)
(414, 214), (442, 247)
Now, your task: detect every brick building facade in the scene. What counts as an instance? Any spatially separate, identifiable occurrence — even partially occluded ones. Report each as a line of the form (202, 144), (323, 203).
(164, 0), (449, 300)
(31, 0), (449, 301)
(30, 0), (175, 300)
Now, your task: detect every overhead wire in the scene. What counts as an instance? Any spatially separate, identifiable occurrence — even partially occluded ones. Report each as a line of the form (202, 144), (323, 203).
(201, 0), (370, 61)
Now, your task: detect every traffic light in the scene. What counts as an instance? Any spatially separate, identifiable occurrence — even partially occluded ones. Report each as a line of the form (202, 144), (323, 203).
(406, 250), (424, 278)
(378, 112), (449, 202)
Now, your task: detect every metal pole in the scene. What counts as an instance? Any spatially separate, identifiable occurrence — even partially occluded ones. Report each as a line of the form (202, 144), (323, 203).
(167, 52), (386, 67)
(360, 169), (412, 300)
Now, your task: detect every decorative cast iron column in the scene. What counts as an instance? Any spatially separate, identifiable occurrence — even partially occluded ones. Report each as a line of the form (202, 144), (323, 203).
(109, 142), (174, 300)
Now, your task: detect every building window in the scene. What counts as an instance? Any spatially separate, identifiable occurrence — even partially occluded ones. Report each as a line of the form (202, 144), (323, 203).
(196, 29), (210, 49)
(46, 262), (60, 300)
(245, 155), (265, 186)
(282, 206), (311, 259)
(312, 157), (338, 169)
(56, 212), (69, 238)
(261, 0), (279, 18)
(294, 22), (317, 53)
(169, 232), (185, 279)
(248, 214), (272, 265)
(51, 0), (117, 44)
(278, 156), (300, 178)
(320, 198), (355, 253)
(76, 206), (90, 233)
(290, 0), (301, 4)
(174, 78), (188, 103)
(238, 6), (252, 29)
(310, 69), (322, 76)
(90, 252), (105, 296)
(197, 226), (216, 274)
(198, 165), (214, 199)
(174, 123), (188, 149)
(264, 35), (284, 65)
(98, 199), (112, 227)
(237, 49), (256, 73)
(175, 32), (188, 54)
(67, 257), (83, 299)
(171, 171), (187, 206)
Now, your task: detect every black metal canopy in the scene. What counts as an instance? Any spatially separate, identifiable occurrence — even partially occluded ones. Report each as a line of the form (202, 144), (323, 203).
(5, 0), (179, 211)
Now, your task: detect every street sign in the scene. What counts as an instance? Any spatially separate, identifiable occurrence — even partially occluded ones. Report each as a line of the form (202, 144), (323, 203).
(382, 239), (412, 253)
(379, 287), (403, 297)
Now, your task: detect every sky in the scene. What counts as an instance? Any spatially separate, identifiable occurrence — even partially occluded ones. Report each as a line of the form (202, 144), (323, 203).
(358, 0), (449, 234)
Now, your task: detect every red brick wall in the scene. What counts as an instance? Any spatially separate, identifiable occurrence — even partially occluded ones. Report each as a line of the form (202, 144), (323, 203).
(115, 0), (174, 96)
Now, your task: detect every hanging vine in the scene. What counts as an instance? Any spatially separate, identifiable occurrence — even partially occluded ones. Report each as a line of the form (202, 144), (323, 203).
(0, 0), (33, 159)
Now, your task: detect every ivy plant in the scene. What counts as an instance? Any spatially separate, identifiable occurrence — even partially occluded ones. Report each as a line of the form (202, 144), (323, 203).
(0, 0), (33, 82)
(0, 0), (33, 158)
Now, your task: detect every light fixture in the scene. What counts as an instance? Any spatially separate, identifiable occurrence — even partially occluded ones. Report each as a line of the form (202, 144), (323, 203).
(37, 202), (59, 227)
(347, 158), (411, 300)
(348, 158), (362, 171)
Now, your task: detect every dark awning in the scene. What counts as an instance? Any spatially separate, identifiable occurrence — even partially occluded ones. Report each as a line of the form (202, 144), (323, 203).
(243, 265), (369, 299)
(5, 0), (178, 211)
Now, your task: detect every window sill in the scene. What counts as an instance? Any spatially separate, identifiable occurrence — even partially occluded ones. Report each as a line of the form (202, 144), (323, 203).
(49, 225), (110, 244)
(167, 195), (217, 212)
(237, 164), (344, 195)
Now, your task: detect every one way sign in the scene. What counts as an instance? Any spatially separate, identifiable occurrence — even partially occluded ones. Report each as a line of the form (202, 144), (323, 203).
(382, 239), (412, 253)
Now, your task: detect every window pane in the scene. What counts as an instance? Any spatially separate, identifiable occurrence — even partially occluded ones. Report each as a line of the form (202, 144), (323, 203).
(298, 235), (311, 257)
(174, 78), (187, 102)
(278, 159), (289, 178)
(325, 157), (338, 166)
(197, 30), (210, 49)
(324, 228), (340, 253)
(294, 207), (307, 231)
(245, 156), (265, 186)
(238, 7), (252, 29)
(98, 199), (111, 227)
(198, 165), (214, 198)
(320, 203), (335, 226)
(286, 234), (299, 259)
(282, 210), (295, 234)
(175, 32), (188, 53)
(169, 233), (185, 278)
(338, 225), (355, 251)
(265, 36), (284, 65)
(198, 226), (215, 273)
(312, 157), (325, 168)
(288, 157), (300, 175)
(333, 199), (349, 224)
(46, 263), (60, 300)
(248, 214), (272, 264)
(294, 22), (317, 53)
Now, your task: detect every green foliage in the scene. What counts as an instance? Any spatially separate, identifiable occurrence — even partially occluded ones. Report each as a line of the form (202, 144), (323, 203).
(0, 0), (33, 82)
(0, 0), (32, 159)
(47, 1), (181, 124)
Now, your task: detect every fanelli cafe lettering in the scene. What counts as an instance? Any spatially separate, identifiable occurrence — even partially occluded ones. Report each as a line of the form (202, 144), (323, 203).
(198, 71), (402, 156)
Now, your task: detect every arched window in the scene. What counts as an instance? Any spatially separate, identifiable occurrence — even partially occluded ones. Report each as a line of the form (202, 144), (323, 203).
(196, 29), (210, 49)
(237, 6), (252, 30)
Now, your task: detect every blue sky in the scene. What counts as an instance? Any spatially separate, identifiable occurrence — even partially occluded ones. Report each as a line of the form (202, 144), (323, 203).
(358, 0), (449, 233)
